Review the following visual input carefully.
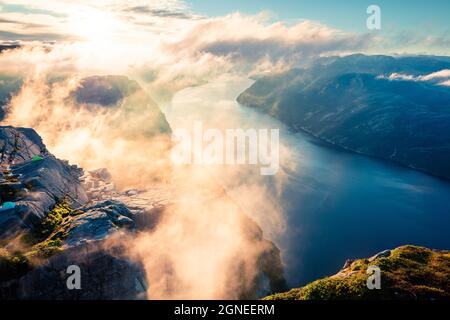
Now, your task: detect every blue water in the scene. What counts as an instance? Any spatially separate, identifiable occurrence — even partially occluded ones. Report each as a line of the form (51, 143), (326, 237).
(279, 130), (450, 286)
(167, 78), (450, 288)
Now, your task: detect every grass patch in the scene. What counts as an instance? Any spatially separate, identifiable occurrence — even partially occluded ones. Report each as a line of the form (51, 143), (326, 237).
(23, 199), (81, 246)
(264, 245), (450, 300)
(21, 199), (82, 261)
(263, 288), (302, 301)
(25, 239), (63, 260)
(0, 199), (81, 283)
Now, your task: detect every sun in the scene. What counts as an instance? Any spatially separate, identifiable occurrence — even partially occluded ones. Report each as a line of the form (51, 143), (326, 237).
(69, 8), (117, 43)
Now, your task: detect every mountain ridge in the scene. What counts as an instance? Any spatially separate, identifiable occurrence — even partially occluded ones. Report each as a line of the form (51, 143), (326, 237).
(237, 54), (450, 179)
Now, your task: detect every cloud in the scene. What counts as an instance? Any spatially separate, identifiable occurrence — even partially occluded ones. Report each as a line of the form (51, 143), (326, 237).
(420, 69), (450, 81)
(378, 30), (450, 55)
(0, 6), (72, 41)
(1, 67), (289, 301)
(120, 1), (195, 20)
(0, 0), (194, 43)
(439, 80), (450, 87)
(2, 75), (172, 189)
(0, 30), (72, 41)
(125, 7), (190, 18)
(381, 69), (450, 87)
(0, 17), (48, 29)
(167, 14), (372, 63)
(2, 0), (448, 300)
(1, 0), (448, 301)
(0, 2), (67, 17)
(0, 8), (373, 103)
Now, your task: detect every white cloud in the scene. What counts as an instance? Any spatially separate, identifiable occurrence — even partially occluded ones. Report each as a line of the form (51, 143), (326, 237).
(381, 69), (450, 87)
(419, 69), (450, 81)
(0, 5), (372, 101)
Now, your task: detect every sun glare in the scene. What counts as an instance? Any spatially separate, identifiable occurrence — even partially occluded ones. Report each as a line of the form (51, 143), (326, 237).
(69, 9), (117, 43)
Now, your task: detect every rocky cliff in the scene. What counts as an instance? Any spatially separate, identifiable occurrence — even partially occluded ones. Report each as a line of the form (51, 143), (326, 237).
(237, 54), (450, 180)
(0, 126), (88, 239)
(0, 125), (286, 299)
(0, 126), (147, 299)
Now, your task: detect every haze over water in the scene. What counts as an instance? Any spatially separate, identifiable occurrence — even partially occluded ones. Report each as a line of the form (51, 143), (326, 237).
(165, 77), (450, 287)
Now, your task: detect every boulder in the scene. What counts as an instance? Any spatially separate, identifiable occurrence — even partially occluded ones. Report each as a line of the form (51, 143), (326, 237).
(6, 242), (147, 300)
(88, 168), (112, 182)
(369, 249), (391, 261)
(65, 200), (135, 247)
(0, 126), (47, 163)
(0, 126), (88, 238)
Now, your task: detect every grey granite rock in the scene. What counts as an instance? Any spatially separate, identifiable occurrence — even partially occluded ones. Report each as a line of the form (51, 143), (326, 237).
(66, 200), (135, 247)
(9, 242), (147, 300)
(369, 249), (391, 261)
(0, 126), (88, 238)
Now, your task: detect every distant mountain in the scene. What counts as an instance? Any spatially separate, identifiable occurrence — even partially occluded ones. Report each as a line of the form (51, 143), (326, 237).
(0, 74), (171, 136)
(74, 75), (139, 106)
(237, 54), (450, 179)
(73, 75), (172, 136)
(0, 45), (20, 53)
(0, 46), (22, 119)
(0, 75), (22, 120)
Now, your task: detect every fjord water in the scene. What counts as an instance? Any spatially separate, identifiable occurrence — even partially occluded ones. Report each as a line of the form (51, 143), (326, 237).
(165, 78), (450, 287)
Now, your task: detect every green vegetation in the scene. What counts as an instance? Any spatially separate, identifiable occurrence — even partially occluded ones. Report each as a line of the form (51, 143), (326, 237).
(26, 239), (63, 259)
(24, 199), (81, 245)
(0, 249), (32, 282)
(0, 199), (81, 282)
(264, 246), (450, 300)
(22, 199), (82, 260)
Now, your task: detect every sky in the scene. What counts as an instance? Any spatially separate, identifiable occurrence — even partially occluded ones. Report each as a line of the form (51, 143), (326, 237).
(188, 0), (450, 35)
(0, 0), (449, 43)
(0, 0), (448, 96)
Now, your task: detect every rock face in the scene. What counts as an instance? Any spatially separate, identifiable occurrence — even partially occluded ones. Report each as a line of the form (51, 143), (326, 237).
(65, 200), (135, 247)
(0, 126), (88, 238)
(0, 126), (146, 300)
(0, 126), (47, 162)
(10, 242), (147, 300)
(81, 167), (288, 299)
(237, 54), (450, 179)
(0, 198), (147, 300)
(264, 246), (450, 300)
(1, 126), (286, 300)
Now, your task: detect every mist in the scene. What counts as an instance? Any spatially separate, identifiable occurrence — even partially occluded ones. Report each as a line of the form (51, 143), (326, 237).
(1, 67), (293, 298)
(2, 75), (172, 189)
(0, 8), (339, 299)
